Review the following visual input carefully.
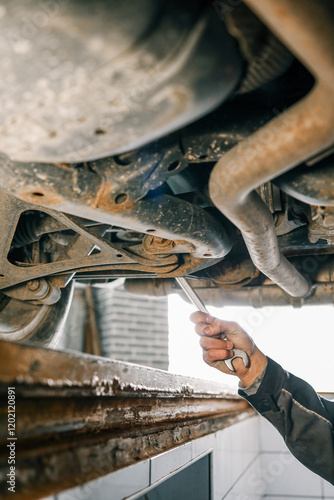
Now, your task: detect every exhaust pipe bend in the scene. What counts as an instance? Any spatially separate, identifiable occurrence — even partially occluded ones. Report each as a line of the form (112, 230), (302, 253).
(209, 0), (334, 298)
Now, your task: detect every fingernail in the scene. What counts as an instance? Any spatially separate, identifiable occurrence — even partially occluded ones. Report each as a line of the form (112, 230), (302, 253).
(204, 326), (212, 334)
(206, 316), (213, 323)
(226, 341), (233, 349)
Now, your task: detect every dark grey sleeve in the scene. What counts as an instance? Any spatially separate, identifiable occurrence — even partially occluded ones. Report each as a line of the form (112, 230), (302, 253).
(238, 357), (334, 485)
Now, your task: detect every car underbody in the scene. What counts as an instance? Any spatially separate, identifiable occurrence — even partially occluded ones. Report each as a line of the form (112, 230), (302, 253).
(0, 0), (333, 344)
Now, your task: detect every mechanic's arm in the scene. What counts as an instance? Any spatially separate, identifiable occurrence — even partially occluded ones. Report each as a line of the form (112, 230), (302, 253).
(191, 312), (334, 485)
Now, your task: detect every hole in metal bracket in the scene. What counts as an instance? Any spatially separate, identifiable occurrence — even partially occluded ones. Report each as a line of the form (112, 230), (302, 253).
(115, 193), (128, 204)
(167, 160), (181, 172)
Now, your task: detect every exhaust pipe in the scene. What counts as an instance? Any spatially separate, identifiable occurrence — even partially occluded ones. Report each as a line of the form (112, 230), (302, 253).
(209, 0), (334, 298)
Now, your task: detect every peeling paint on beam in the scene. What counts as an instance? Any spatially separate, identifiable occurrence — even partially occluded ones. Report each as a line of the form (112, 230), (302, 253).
(0, 341), (253, 499)
(0, 340), (241, 398)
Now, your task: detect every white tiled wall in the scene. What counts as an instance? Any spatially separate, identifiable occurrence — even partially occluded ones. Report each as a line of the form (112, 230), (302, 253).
(213, 416), (261, 500)
(223, 418), (334, 500)
(47, 415), (334, 500)
(150, 442), (192, 484)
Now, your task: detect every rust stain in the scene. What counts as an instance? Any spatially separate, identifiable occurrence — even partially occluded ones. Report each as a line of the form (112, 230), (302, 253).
(18, 187), (66, 207)
(91, 179), (136, 214)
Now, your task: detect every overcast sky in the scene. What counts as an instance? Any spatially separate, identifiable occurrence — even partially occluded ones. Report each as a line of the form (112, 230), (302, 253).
(168, 294), (334, 393)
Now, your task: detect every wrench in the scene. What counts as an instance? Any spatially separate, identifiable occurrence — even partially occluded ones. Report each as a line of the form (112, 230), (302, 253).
(175, 277), (249, 372)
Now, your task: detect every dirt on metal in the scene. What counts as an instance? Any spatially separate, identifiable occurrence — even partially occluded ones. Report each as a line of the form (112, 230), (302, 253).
(0, 340), (252, 499)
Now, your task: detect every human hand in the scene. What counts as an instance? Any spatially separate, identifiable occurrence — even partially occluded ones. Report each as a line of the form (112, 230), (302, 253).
(190, 312), (267, 387)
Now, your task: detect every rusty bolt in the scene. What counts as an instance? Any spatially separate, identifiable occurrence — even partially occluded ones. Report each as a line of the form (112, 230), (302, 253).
(26, 278), (61, 304)
(44, 240), (53, 251)
(26, 279), (49, 298)
(142, 235), (176, 255)
(27, 280), (41, 292)
(152, 237), (175, 249)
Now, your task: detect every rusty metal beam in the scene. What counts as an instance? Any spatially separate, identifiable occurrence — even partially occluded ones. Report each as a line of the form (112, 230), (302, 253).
(125, 279), (334, 308)
(0, 340), (252, 500)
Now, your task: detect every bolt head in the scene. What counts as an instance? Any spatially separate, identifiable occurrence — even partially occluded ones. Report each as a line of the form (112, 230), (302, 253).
(153, 237), (175, 248)
(27, 280), (40, 292)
